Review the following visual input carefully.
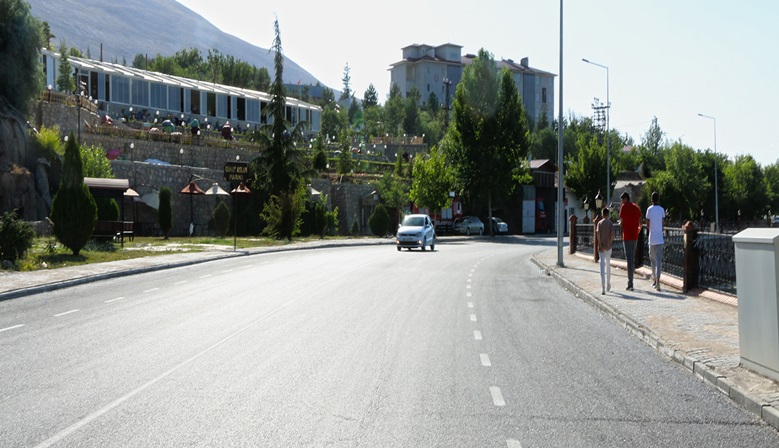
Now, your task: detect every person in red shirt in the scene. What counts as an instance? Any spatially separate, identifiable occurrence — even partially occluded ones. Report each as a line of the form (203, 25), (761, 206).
(619, 192), (642, 291)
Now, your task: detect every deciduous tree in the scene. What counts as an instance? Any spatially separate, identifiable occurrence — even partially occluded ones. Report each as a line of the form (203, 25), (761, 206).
(0, 0), (43, 115)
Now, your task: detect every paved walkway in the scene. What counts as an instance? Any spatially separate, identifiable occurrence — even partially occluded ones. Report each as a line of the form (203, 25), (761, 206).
(531, 248), (779, 431)
(2, 238), (778, 431)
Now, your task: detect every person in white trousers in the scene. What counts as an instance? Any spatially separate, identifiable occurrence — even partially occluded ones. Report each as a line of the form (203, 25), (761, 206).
(645, 191), (667, 291)
(596, 207), (614, 295)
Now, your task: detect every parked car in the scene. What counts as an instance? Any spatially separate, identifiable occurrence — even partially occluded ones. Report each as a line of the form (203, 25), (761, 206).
(396, 214), (436, 251)
(773, 215), (779, 227)
(455, 216), (484, 236)
(490, 217), (508, 234)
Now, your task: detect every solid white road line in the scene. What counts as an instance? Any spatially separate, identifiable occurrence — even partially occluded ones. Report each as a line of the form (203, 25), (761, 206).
(104, 297), (125, 303)
(480, 353), (491, 367)
(473, 330), (483, 340)
(54, 310), (79, 317)
(490, 386), (506, 406)
(0, 324), (24, 333)
(470, 314), (477, 322)
(143, 288), (159, 293)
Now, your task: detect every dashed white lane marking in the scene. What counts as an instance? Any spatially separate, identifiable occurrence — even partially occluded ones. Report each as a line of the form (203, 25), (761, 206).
(54, 310), (79, 317)
(507, 439), (523, 448)
(174, 281), (187, 285)
(490, 386), (506, 406)
(473, 330), (483, 340)
(467, 278), (472, 283)
(480, 353), (491, 366)
(241, 265), (254, 269)
(470, 314), (477, 322)
(143, 288), (159, 293)
(467, 285), (472, 289)
(467, 302), (473, 308)
(199, 274), (212, 279)
(222, 269), (233, 273)
(467, 292), (472, 297)
(104, 297), (124, 303)
(0, 324), (24, 333)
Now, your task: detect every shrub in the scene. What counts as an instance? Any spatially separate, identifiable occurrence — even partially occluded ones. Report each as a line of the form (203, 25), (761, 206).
(369, 204), (389, 237)
(326, 206), (339, 236)
(158, 187), (172, 239)
(350, 214), (359, 235)
(260, 186), (306, 240)
(313, 148), (328, 172)
(0, 210), (35, 263)
(213, 201), (231, 237)
(96, 198), (119, 221)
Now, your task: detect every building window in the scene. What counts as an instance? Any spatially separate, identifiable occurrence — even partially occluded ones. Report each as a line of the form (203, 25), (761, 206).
(542, 87), (547, 103)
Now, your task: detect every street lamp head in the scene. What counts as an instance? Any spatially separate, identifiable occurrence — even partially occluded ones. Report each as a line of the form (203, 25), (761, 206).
(582, 58), (589, 63)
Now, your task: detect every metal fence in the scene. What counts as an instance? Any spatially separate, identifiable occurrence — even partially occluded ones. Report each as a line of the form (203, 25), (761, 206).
(696, 232), (736, 295)
(575, 223), (736, 295)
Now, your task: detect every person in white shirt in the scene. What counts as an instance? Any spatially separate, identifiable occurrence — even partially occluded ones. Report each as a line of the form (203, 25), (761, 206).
(645, 191), (667, 291)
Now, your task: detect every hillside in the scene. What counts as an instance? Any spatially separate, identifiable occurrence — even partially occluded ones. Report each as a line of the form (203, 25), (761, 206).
(27, 0), (321, 87)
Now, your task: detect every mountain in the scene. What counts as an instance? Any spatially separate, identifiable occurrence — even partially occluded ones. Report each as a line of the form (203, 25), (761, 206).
(26, 0), (322, 87)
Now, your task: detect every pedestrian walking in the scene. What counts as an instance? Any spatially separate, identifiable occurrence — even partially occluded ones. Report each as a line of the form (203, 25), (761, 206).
(645, 191), (667, 291)
(596, 207), (614, 295)
(619, 192), (642, 291)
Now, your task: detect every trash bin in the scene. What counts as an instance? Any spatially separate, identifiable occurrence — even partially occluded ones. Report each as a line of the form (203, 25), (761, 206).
(733, 228), (779, 381)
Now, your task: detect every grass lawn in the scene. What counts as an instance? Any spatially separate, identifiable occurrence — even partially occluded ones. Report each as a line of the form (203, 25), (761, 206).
(11, 235), (329, 272)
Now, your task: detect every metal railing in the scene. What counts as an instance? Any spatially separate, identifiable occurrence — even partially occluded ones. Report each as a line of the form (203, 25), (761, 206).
(40, 90), (99, 114)
(696, 232), (736, 295)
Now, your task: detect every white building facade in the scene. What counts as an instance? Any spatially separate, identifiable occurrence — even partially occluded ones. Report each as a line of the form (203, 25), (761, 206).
(390, 43), (555, 127)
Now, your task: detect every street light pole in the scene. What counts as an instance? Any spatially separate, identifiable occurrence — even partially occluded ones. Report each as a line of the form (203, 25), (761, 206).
(556, 0), (565, 267)
(698, 113), (719, 231)
(582, 58), (610, 206)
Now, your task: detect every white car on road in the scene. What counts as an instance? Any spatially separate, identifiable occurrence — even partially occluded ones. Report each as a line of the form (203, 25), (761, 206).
(396, 214), (436, 251)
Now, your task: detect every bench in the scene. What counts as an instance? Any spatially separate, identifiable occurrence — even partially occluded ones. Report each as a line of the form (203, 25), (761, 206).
(93, 221), (134, 242)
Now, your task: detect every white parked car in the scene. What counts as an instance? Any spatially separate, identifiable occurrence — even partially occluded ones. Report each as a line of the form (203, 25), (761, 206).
(396, 214), (436, 251)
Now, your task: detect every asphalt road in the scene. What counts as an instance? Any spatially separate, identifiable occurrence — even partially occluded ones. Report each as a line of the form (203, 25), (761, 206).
(1, 238), (777, 447)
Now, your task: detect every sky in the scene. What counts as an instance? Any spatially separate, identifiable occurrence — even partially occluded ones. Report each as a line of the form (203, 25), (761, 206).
(175, 0), (778, 167)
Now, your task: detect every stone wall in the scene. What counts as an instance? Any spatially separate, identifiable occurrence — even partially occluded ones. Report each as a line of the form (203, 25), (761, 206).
(111, 160), (229, 237)
(85, 134), (260, 172)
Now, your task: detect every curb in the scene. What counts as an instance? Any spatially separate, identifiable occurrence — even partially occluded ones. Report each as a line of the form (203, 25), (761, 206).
(530, 253), (779, 432)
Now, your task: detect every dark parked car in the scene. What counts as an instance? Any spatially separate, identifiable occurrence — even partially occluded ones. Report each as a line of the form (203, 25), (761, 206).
(455, 216), (484, 235)
(490, 217), (508, 234)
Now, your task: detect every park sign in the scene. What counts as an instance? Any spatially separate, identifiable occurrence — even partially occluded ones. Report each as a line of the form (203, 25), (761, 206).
(224, 162), (249, 183)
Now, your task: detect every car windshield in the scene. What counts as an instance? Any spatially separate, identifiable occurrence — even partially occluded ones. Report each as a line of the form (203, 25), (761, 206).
(402, 216), (424, 227)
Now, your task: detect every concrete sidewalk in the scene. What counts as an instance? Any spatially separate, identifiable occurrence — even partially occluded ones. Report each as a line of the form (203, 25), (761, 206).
(531, 248), (779, 431)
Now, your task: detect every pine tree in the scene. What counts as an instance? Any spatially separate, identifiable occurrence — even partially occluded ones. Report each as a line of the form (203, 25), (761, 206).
(50, 133), (97, 255)
(56, 40), (75, 93)
(158, 187), (172, 239)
